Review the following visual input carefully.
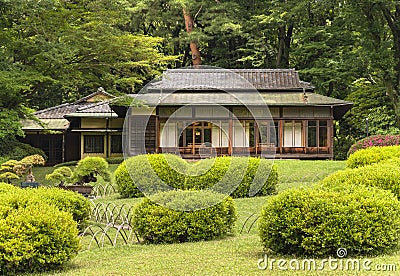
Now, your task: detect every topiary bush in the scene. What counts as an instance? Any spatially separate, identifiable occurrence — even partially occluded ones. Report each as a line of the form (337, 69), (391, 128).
(185, 156), (277, 198)
(115, 154), (187, 197)
(114, 160), (144, 198)
(346, 145), (400, 168)
(72, 156), (111, 184)
(0, 182), (18, 193)
(45, 166), (73, 186)
(32, 187), (91, 230)
(105, 157), (124, 164)
(258, 185), (400, 257)
(348, 134), (400, 156)
(0, 192), (80, 274)
(0, 183), (90, 230)
(115, 154), (278, 198)
(131, 190), (236, 244)
(320, 162), (400, 199)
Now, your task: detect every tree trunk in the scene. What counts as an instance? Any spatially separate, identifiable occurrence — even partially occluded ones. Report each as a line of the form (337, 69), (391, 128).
(183, 8), (201, 66)
(276, 24), (293, 68)
(380, 4), (400, 127)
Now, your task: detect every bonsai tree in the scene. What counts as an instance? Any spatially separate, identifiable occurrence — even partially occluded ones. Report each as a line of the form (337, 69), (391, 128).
(0, 160), (20, 183)
(72, 157), (111, 185)
(13, 154), (46, 182)
(45, 166), (73, 186)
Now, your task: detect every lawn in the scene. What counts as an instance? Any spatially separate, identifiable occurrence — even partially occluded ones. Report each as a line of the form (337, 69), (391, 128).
(25, 160), (399, 275)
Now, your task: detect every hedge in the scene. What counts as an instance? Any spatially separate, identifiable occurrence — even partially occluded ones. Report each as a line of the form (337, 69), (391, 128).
(33, 187), (91, 230)
(346, 145), (400, 168)
(0, 191), (80, 274)
(185, 156), (277, 198)
(259, 185), (400, 257)
(116, 154), (187, 197)
(0, 183), (91, 230)
(320, 162), (400, 200)
(131, 190), (236, 244)
(115, 154), (278, 198)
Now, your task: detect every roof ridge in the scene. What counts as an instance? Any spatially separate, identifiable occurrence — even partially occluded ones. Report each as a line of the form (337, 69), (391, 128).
(76, 99), (112, 112)
(34, 103), (71, 115)
(166, 68), (296, 72)
(72, 87), (116, 104)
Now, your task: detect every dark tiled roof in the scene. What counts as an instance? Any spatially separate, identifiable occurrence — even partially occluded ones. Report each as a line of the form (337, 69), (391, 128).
(148, 69), (314, 91)
(34, 88), (115, 119)
(76, 101), (114, 114)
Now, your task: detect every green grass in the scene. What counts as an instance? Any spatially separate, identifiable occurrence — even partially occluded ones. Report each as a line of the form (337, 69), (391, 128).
(15, 160), (400, 275)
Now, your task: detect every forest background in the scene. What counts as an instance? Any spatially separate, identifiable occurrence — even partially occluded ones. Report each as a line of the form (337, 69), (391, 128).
(1, 0), (400, 159)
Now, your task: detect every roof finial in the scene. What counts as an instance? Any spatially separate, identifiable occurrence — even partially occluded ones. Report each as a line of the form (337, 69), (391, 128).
(302, 88), (308, 104)
(97, 87), (106, 93)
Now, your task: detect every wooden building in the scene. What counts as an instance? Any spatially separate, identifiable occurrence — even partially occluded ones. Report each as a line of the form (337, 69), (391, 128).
(21, 88), (124, 165)
(124, 69), (353, 159)
(21, 69), (353, 164)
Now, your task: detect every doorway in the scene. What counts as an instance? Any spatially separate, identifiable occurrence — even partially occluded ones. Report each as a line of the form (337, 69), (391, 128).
(179, 122), (212, 154)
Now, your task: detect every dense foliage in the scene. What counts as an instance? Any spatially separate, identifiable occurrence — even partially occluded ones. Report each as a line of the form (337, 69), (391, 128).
(72, 157), (111, 184)
(115, 154), (187, 197)
(131, 190), (236, 244)
(320, 162), (400, 200)
(115, 154), (278, 198)
(346, 145), (400, 168)
(259, 185), (400, 257)
(0, 183), (80, 274)
(347, 135), (400, 156)
(185, 157), (277, 198)
(0, 1), (399, 158)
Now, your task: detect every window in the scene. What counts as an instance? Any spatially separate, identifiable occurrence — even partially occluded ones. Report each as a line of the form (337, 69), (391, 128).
(258, 121), (279, 147)
(307, 121), (317, 147)
(84, 135), (104, 153)
(283, 121), (303, 147)
(111, 135), (123, 153)
(307, 120), (328, 147)
(319, 121), (328, 147)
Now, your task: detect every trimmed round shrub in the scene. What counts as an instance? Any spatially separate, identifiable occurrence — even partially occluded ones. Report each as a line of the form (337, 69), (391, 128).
(346, 145), (400, 168)
(115, 154), (187, 197)
(0, 183), (91, 230)
(72, 156), (111, 183)
(348, 134), (400, 156)
(0, 182), (18, 193)
(131, 190), (236, 244)
(185, 156), (277, 198)
(259, 185), (400, 257)
(114, 160), (144, 198)
(0, 192), (80, 274)
(33, 187), (91, 230)
(320, 162), (400, 199)
(116, 154), (278, 199)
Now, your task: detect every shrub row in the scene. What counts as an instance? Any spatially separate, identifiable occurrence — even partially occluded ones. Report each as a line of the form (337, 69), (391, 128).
(115, 154), (277, 198)
(346, 145), (400, 168)
(320, 162), (400, 199)
(348, 134), (400, 156)
(185, 156), (277, 198)
(0, 182), (82, 274)
(115, 154), (186, 198)
(259, 184), (400, 257)
(131, 190), (236, 244)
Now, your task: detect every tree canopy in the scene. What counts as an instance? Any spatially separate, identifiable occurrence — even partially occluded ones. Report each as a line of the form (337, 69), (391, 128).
(1, 0), (399, 158)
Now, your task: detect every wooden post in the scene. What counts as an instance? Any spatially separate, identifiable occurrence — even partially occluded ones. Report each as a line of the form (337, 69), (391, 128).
(228, 119), (233, 155)
(279, 120), (283, 155)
